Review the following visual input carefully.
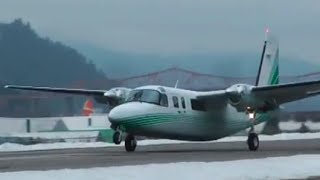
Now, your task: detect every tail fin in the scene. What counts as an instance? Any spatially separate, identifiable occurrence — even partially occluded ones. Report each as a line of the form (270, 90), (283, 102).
(82, 99), (94, 116)
(255, 29), (279, 86)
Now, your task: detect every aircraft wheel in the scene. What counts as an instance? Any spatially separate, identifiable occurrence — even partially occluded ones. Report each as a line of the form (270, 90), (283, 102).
(125, 134), (137, 152)
(247, 133), (259, 151)
(113, 131), (122, 145)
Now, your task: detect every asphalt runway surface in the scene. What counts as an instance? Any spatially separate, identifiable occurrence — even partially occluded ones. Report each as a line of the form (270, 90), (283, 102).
(0, 139), (319, 172)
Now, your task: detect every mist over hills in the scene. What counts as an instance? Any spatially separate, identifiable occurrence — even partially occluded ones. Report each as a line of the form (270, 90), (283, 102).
(0, 19), (112, 117)
(0, 19), (110, 88)
(74, 43), (320, 79)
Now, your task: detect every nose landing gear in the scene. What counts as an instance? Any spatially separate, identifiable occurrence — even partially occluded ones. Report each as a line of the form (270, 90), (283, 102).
(112, 130), (137, 152)
(112, 131), (122, 145)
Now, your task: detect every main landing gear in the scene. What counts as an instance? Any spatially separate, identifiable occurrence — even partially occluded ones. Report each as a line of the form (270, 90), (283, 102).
(247, 131), (259, 151)
(246, 109), (259, 151)
(112, 130), (137, 152)
(125, 134), (137, 152)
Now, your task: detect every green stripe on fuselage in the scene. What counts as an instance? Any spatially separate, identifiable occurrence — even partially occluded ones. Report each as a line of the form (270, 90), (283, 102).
(121, 114), (197, 128)
(117, 112), (273, 131)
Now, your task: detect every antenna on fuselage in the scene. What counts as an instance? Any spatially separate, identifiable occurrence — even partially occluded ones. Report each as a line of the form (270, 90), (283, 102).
(174, 80), (179, 88)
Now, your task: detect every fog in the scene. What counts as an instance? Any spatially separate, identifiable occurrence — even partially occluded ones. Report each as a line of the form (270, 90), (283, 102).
(1, 0), (320, 64)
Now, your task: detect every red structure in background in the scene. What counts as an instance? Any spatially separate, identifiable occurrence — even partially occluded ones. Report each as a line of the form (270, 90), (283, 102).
(82, 99), (94, 116)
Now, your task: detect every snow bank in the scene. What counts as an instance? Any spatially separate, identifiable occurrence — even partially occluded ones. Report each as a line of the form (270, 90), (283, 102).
(0, 131), (99, 139)
(0, 155), (320, 180)
(0, 142), (110, 152)
(0, 115), (110, 133)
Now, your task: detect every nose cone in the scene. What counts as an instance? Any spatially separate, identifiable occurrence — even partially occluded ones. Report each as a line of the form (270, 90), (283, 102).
(108, 102), (153, 125)
(108, 106), (126, 124)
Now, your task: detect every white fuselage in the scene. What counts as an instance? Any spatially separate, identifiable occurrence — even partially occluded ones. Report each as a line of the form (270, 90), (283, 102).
(108, 85), (278, 141)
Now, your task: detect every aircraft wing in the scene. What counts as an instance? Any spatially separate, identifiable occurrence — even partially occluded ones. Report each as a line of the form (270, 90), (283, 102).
(196, 90), (229, 107)
(251, 79), (320, 104)
(197, 80), (320, 108)
(4, 85), (110, 97)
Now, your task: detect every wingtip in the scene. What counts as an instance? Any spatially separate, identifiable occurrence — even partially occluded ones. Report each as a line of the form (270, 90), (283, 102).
(4, 85), (9, 88)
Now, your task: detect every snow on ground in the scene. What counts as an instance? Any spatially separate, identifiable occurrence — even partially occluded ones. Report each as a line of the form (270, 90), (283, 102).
(0, 155), (320, 180)
(1, 132), (320, 152)
(279, 120), (302, 131)
(0, 142), (110, 152)
(0, 131), (99, 139)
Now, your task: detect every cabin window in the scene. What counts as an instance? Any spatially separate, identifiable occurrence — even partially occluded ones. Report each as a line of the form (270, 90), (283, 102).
(160, 94), (168, 107)
(172, 96), (179, 108)
(191, 99), (206, 111)
(181, 97), (186, 109)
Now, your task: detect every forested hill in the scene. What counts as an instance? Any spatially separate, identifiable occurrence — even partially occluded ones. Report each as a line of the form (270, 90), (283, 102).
(0, 19), (111, 88)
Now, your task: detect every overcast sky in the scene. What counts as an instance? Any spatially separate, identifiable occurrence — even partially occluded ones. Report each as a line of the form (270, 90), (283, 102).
(1, 0), (320, 64)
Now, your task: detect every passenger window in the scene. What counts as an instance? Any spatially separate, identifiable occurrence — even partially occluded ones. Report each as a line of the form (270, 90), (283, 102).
(191, 99), (206, 111)
(181, 97), (186, 109)
(160, 94), (168, 107)
(172, 96), (179, 108)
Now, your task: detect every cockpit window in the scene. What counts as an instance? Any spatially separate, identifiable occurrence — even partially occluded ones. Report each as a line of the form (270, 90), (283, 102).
(126, 90), (142, 102)
(126, 89), (168, 107)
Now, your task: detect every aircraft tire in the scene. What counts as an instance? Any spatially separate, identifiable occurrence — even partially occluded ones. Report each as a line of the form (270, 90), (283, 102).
(113, 131), (121, 145)
(247, 133), (259, 151)
(125, 134), (137, 152)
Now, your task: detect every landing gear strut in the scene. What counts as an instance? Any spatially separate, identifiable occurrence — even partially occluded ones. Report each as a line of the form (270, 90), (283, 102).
(246, 109), (259, 151)
(125, 134), (137, 152)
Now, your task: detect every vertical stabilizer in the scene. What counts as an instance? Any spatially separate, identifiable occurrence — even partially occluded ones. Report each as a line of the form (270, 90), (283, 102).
(255, 29), (279, 86)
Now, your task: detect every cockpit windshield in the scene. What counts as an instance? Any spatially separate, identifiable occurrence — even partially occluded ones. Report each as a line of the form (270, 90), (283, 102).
(126, 89), (168, 107)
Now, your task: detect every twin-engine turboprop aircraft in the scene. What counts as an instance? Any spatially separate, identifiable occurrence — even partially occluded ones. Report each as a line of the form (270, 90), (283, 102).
(5, 32), (320, 152)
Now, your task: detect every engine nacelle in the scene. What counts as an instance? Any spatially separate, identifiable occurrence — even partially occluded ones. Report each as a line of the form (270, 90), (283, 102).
(226, 84), (272, 112)
(94, 87), (131, 109)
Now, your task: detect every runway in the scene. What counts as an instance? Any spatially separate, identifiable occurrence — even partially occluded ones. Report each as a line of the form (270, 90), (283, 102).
(0, 139), (319, 172)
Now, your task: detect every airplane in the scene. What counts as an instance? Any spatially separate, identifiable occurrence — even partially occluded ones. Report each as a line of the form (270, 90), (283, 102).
(5, 31), (320, 152)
